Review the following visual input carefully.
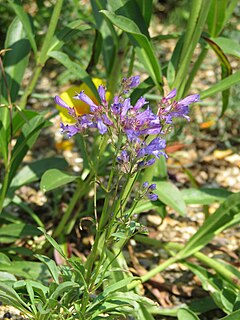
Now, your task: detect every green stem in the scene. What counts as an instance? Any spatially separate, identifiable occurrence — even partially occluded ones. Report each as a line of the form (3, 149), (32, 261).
(0, 167), (10, 214)
(134, 235), (240, 290)
(183, 47), (208, 96)
(53, 176), (92, 238)
(108, 32), (129, 94)
(19, 0), (64, 109)
(173, 0), (212, 97)
(127, 255), (179, 290)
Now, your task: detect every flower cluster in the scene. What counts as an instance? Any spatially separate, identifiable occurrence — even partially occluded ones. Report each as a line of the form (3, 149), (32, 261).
(55, 76), (200, 176)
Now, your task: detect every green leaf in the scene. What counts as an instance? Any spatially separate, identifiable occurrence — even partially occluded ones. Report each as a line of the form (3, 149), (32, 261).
(0, 253), (11, 265)
(8, 0), (37, 55)
(178, 308), (200, 320)
(220, 310), (240, 320)
(0, 261), (49, 280)
(9, 114), (49, 185)
(48, 51), (100, 102)
(203, 35), (232, 116)
(100, 10), (162, 90)
(40, 169), (78, 192)
(0, 223), (41, 243)
(211, 37), (240, 58)
(0, 283), (32, 315)
(207, 0), (228, 37)
(38, 228), (66, 259)
(178, 192), (240, 259)
(0, 117), (8, 164)
(49, 281), (79, 300)
(1, 17), (31, 103)
(35, 255), (59, 284)
(10, 157), (68, 190)
(184, 262), (238, 314)
(181, 188), (232, 205)
(90, 0), (118, 76)
(48, 20), (91, 53)
(154, 181), (187, 216)
(200, 71), (240, 99)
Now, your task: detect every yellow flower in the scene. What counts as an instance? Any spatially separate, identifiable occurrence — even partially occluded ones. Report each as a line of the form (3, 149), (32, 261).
(56, 78), (109, 124)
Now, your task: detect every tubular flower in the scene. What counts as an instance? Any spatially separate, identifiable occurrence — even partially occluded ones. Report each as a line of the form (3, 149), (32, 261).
(55, 77), (200, 172)
(157, 89), (200, 124)
(55, 78), (110, 124)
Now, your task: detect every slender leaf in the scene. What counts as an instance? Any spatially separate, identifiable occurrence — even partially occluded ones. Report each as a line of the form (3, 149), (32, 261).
(212, 37), (240, 58)
(100, 10), (163, 89)
(1, 17), (31, 103)
(40, 169), (78, 192)
(207, 0), (228, 37)
(181, 188), (232, 205)
(8, 0), (37, 55)
(9, 114), (49, 184)
(154, 181), (187, 216)
(200, 71), (240, 99)
(38, 227), (66, 258)
(0, 283), (32, 315)
(220, 310), (240, 320)
(35, 255), (59, 284)
(203, 35), (232, 115)
(0, 223), (41, 243)
(48, 20), (91, 53)
(0, 117), (8, 164)
(10, 157), (68, 189)
(48, 51), (100, 101)
(178, 308), (200, 320)
(178, 192), (240, 259)
(90, 0), (118, 76)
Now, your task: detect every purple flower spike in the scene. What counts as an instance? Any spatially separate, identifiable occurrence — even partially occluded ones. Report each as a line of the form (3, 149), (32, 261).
(55, 96), (76, 118)
(98, 85), (107, 105)
(60, 123), (80, 137)
(133, 97), (148, 111)
(147, 193), (158, 201)
(142, 181), (149, 189)
(75, 91), (98, 111)
(122, 76), (140, 93)
(96, 118), (108, 134)
(165, 88), (177, 100)
(128, 76), (140, 89)
(178, 94), (200, 106)
(138, 137), (166, 159)
(149, 183), (156, 191)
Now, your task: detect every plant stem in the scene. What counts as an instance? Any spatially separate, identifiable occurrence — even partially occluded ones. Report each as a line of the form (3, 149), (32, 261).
(19, 0), (64, 109)
(127, 255), (179, 290)
(134, 235), (240, 290)
(53, 175), (92, 238)
(173, 0), (212, 98)
(108, 32), (129, 94)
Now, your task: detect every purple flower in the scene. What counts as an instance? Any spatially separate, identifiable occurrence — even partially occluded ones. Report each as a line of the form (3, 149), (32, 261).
(158, 90), (200, 123)
(75, 91), (98, 112)
(138, 137), (166, 159)
(133, 97), (148, 111)
(74, 90), (113, 135)
(55, 96), (76, 119)
(147, 193), (158, 201)
(98, 85), (107, 106)
(60, 123), (80, 137)
(178, 94), (200, 106)
(149, 183), (156, 191)
(118, 150), (129, 163)
(121, 76), (140, 93)
(142, 181), (149, 189)
(165, 88), (177, 100)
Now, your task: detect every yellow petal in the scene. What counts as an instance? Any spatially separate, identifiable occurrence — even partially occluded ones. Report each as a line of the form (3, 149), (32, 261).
(56, 78), (109, 124)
